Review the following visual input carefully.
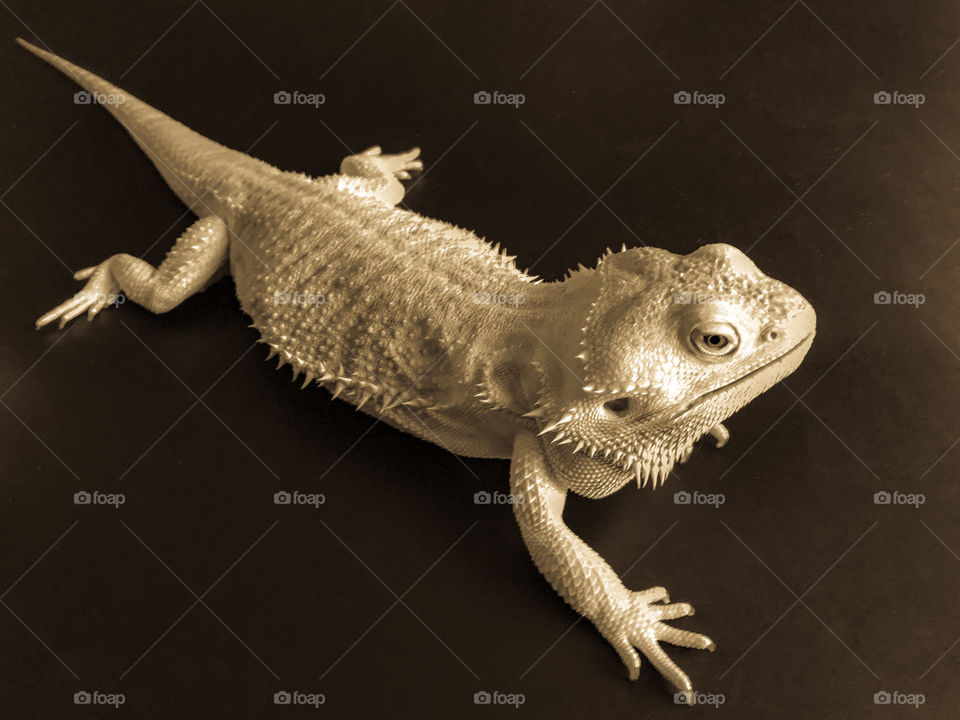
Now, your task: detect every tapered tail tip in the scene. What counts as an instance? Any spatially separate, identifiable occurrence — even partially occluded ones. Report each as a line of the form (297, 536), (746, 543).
(15, 37), (44, 56)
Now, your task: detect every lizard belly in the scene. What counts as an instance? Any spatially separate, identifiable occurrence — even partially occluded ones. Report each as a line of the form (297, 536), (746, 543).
(356, 402), (519, 459)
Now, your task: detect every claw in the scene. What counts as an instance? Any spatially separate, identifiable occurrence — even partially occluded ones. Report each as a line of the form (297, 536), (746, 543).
(37, 259), (121, 330)
(36, 296), (81, 329)
(610, 637), (642, 681)
(708, 423), (729, 448)
(636, 585), (670, 604)
(600, 587), (711, 696)
(381, 148), (423, 180)
(658, 626), (716, 652)
(657, 602), (695, 620)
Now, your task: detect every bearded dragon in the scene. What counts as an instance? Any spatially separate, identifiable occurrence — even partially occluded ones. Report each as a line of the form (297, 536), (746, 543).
(21, 39), (816, 702)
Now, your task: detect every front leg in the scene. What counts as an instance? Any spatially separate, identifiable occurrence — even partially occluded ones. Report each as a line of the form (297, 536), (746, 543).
(509, 430), (714, 701)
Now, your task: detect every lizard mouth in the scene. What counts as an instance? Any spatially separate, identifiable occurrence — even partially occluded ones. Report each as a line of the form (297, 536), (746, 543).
(670, 332), (814, 421)
(542, 333), (814, 489)
(589, 332), (813, 481)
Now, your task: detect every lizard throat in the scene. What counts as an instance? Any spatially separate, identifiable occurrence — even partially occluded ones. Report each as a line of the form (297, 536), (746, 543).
(541, 332), (815, 492)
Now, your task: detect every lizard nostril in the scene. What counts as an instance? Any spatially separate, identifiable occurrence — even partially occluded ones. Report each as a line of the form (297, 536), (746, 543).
(603, 397), (630, 416)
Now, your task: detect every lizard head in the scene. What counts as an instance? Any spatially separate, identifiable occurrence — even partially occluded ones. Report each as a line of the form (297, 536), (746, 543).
(530, 243), (816, 498)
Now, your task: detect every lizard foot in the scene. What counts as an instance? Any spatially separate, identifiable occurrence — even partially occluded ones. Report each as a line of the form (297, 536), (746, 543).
(36, 261), (122, 329)
(357, 145), (423, 180)
(598, 586), (715, 704)
(708, 423), (729, 448)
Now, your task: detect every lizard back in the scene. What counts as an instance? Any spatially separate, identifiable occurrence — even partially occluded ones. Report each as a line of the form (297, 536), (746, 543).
(230, 179), (544, 456)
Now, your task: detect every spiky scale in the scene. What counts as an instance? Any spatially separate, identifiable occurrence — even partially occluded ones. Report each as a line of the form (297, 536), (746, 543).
(355, 392), (372, 410)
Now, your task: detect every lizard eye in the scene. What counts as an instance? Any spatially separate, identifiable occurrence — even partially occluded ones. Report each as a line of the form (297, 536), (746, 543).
(689, 322), (739, 358)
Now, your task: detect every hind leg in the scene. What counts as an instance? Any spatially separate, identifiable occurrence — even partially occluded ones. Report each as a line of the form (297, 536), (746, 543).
(339, 146), (423, 206)
(36, 215), (229, 329)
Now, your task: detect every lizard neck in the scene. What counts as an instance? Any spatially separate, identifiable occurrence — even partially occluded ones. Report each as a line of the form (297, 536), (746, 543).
(468, 269), (601, 419)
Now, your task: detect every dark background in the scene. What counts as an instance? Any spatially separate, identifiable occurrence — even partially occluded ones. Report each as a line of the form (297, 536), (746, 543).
(2, 1), (959, 717)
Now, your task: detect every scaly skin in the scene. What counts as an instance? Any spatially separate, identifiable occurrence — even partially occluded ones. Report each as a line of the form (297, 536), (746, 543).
(22, 40), (816, 703)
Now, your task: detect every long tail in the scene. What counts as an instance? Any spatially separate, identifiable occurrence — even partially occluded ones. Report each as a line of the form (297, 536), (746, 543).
(16, 38), (260, 213)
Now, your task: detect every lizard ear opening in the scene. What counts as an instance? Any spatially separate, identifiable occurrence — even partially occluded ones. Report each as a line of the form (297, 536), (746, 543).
(603, 397), (630, 417)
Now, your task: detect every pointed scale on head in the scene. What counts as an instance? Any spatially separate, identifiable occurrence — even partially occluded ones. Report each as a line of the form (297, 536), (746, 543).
(530, 243), (816, 498)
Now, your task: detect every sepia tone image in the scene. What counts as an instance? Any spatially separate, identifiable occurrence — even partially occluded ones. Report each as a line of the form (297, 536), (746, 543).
(1, 1), (957, 717)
